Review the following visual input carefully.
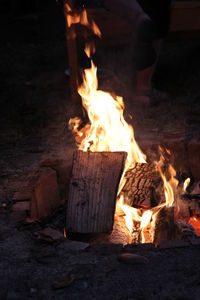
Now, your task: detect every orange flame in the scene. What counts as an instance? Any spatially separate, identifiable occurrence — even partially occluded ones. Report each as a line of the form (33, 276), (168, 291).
(65, 4), (101, 38)
(64, 227), (67, 239)
(68, 9), (195, 245)
(188, 216), (200, 236)
(183, 177), (190, 193)
(75, 61), (146, 169)
(156, 152), (178, 208)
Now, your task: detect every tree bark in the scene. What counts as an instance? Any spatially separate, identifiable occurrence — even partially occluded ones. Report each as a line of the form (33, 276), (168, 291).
(121, 163), (164, 209)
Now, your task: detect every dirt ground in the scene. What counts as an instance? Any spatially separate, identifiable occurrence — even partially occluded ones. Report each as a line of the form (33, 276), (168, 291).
(1, 3), (200, 300)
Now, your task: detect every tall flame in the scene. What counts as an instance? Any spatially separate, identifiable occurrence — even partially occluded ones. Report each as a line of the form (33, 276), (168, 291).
(76, 60), (146, 169)
(156, 150), (178, 208)
(65, 4), (101, 38)
(68, 8), (188, 245)
(183, 177), (190, 193)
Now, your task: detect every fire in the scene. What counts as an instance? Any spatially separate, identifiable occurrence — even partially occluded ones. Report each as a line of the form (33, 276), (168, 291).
(156, 150), (178, 208)
(68, 7), (174, 244)
(65, 3), (101, 37)
(118, 195), (141, 234)
(183, 177), (190, 193)
(188, 216), (200, 236)
(76, 61), (146, 168)
(69, 9), (148, 242)
(68, 8), (198, 245)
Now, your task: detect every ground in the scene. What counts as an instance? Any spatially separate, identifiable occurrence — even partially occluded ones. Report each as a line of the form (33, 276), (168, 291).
(0, 3), (200, 300)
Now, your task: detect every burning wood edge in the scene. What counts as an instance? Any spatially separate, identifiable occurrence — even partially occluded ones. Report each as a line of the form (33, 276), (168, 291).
(66, 150), (127, 234)
(120, 162), (164, 210)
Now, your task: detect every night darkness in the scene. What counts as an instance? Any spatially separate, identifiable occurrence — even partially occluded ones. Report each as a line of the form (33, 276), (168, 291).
(0, 1), (200, 299)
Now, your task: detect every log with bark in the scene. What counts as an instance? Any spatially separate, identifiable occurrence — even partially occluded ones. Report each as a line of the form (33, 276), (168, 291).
(121, 163), (164, 209)
(66, 150), (127, 234)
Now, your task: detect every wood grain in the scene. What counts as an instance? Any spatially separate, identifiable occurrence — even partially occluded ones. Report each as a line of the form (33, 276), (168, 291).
(66, 150), (127, 233)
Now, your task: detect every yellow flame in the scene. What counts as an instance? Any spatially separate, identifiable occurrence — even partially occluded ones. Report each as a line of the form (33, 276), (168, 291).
(118, 150), (180, 244)
(65, 4), (101, 38)
(70, 60), (146, 171)
(68, 9), (147, 244)
(118, 195), (141, 234)
(183, 177), (190, 193)
(156, 152), (178, 208)
(68, 9), (185, 245)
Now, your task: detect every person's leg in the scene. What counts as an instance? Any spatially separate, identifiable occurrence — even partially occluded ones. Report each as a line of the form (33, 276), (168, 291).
(104, 1), (157, 104)
(134, 0), (172, 104)
(134, 39), (163, 102)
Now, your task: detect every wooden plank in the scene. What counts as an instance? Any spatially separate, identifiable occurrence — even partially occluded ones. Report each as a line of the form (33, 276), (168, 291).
(66, 150), (127, 233)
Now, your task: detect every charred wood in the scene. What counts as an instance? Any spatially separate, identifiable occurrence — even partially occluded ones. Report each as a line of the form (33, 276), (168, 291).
(121, 163), (164, 209)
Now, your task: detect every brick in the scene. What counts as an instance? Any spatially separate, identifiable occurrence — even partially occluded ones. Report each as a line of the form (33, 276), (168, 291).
(30, 167), (62, 220)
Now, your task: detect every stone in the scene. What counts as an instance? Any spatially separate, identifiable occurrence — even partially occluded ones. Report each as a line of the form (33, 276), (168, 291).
(12, 186), (33, 201)
(37, 227), (64, 242)
(12, 201), (30, 211)
(10, 201), (30, 223)
(30, 167), (62, 220)
(118, 253), (149, 265)
(52, 274), (76, 289)
(59, 240), (90, 253)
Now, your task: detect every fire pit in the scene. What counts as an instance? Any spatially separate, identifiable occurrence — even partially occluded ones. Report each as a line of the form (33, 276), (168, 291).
(62, 7), (200, 247)
(1, 2), (200, 298)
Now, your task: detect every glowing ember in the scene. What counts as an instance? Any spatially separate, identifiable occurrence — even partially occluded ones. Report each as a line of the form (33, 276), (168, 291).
(189, 216), (200, 236)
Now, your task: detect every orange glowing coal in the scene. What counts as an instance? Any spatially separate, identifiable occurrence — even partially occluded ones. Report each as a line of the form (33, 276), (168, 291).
(189, 216), (200, 236)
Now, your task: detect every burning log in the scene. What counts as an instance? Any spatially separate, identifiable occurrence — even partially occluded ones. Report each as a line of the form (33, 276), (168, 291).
(66, 150), (126, 234)
(153, 206), (176, 246)
(121, 163), (164, 209)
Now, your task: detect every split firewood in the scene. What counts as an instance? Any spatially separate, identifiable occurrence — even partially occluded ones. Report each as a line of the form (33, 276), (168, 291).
(66, 150), (127, 234)
(153, 206), (176, 246)
(121, 163), (164, 209)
